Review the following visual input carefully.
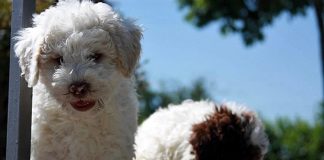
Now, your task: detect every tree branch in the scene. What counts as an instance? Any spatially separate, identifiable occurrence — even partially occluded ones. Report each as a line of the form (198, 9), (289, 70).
(313, 0), (324, 94)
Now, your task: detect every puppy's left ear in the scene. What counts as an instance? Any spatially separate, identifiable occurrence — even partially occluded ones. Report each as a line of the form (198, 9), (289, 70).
(112, 20), (142, 77)
(14, 28), (41, 87)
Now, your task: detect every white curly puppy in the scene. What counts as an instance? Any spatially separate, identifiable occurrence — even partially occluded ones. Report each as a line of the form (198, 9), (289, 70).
(135, 100), (269, 160)
(14, 0), (141, 159)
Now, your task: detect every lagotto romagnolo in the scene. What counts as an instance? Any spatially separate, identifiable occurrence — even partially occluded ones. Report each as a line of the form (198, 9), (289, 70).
(135, 100), (269, 160)
(14, 0), (142, 159)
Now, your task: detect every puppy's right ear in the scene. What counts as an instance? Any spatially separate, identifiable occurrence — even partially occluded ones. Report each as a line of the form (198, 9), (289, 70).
(14, 28), (41, 87)
(93, 3), (143, 77)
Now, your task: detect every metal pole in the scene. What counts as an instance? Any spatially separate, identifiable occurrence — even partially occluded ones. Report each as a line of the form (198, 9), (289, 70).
(6, 0), (35, 159)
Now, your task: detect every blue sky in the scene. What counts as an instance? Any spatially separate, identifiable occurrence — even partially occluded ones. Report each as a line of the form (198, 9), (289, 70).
(113, 0), (322, 122)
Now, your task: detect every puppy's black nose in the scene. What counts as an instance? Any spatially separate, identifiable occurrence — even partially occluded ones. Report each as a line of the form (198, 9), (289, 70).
(69, 82), (90, 98)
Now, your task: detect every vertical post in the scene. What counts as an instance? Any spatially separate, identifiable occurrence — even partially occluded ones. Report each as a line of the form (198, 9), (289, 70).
(6, 0), (35, 160)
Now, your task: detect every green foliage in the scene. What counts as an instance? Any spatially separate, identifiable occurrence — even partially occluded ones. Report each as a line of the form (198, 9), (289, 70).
(178, 0), (311, 45)
(135, 64), (211, 123)
(264, 112), (324, 160)
(318, 102), (324, 125)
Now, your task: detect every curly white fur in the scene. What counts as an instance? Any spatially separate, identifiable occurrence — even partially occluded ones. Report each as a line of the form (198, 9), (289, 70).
(14, 1), (141, 159)
(135, 100), (269, 160)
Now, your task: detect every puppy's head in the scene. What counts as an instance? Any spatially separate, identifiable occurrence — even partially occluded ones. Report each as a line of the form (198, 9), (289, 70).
(14, 0), (142, 114)
(189, 103), (269, 160)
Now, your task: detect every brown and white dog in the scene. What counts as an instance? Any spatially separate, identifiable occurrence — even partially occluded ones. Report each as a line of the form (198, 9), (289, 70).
(135, 100), (269, 160)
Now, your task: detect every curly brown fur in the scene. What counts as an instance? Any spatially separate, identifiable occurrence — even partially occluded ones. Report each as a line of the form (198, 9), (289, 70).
(189, 105), (262, 160)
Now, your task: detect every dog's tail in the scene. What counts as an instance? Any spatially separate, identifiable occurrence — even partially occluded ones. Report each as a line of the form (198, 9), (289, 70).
(189, 102), (269, 160)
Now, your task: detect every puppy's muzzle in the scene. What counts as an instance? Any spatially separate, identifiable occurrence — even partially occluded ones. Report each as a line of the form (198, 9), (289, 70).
(69, 81), (90, 98)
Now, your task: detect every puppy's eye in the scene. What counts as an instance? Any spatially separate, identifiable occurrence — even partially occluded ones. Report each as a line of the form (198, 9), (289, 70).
(87, 53), (102, 62)
(55, 56), (63, 65)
